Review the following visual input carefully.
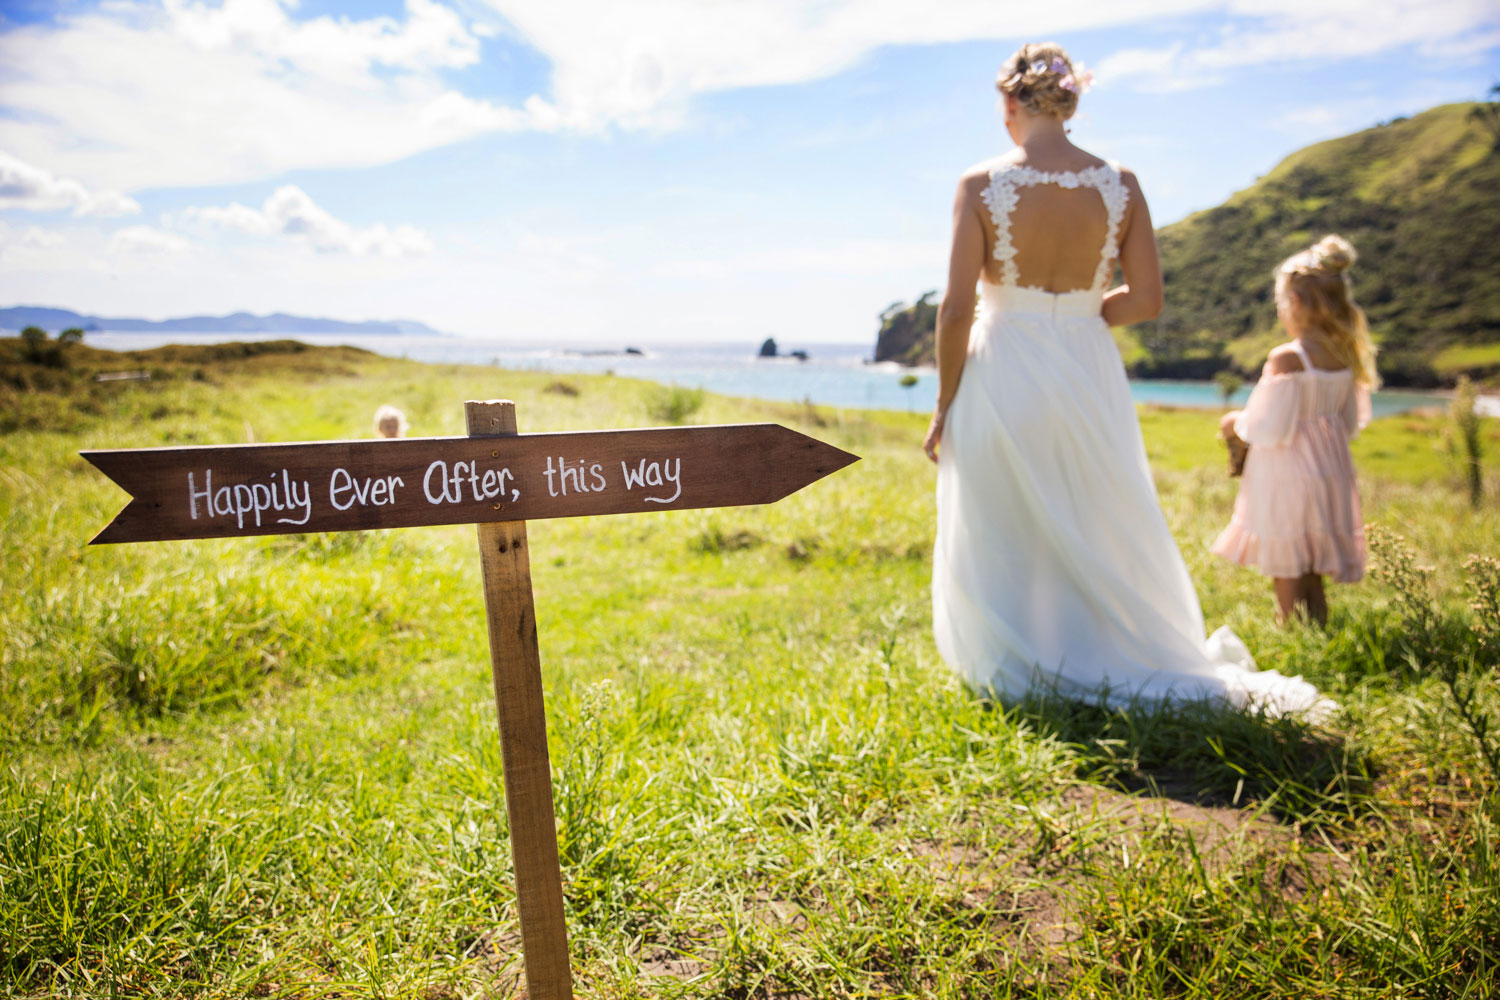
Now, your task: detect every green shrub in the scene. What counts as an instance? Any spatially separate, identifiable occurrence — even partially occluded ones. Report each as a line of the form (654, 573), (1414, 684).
(19, 326), (45, 359)
(1368, 524), (1500, 786)
(19, 326), (65, 368)
(1451, 375), (1485, 508)
(644, 384), (705, 424)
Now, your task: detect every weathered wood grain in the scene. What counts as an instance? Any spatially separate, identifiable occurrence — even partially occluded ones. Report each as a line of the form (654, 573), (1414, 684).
(82, 424), (858, 544)
(468, 400), (573, 1000)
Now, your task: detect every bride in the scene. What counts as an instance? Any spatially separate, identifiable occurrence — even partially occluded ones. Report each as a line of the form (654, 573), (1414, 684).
(922, 42), (1329, 717)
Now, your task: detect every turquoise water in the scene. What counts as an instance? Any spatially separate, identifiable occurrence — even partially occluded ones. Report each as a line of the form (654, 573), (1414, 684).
(83, 332), (1448, 417)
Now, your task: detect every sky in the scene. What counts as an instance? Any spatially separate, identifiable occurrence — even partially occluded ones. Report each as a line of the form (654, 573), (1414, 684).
(1, 0), (1497, 344)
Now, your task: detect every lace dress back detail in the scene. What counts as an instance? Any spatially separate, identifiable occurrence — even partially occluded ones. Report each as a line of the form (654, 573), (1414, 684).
(979, 161), (1128, 293)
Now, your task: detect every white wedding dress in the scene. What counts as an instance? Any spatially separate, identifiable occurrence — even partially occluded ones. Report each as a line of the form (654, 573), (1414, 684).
(932, 161), (1331, 718)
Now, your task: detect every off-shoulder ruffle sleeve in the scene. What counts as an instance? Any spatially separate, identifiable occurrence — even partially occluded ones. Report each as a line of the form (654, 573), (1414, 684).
(1341, 382), (1372, 439)
(1233, 371), (1302, 448)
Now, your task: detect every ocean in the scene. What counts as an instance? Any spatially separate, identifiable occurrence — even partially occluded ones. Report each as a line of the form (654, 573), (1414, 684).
(79, 331), (1451, 418)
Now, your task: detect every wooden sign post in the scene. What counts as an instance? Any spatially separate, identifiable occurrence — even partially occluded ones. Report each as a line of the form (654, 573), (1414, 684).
(83, 402), (858, 999)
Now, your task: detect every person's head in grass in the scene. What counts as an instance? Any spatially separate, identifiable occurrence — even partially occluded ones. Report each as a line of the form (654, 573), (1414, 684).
(374, 404), (408, 439)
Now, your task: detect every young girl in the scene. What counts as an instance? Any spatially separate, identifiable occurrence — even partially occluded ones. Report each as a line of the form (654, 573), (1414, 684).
(1212, 234), (1377, 625)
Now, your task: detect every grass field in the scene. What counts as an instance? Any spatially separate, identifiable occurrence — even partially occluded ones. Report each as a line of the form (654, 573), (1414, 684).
(3, 340), (1499, 998)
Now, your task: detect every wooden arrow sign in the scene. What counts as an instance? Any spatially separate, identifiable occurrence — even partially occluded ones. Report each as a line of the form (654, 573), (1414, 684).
(82, 423), (858, 544)
(81, 402), (860, 1000)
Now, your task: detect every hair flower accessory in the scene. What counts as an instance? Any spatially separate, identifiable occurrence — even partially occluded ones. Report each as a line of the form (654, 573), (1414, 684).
(1059, 63), (1094, 95)
(1003, 53), (1093, 94)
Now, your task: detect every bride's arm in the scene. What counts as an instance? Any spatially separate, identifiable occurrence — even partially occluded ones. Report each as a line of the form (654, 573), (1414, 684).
(1101, 170), (1164, 327)
(922, 173), (987, 463)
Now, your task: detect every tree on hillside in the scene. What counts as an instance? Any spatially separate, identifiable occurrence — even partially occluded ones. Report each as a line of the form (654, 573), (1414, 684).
(899, 372), (919, 411)
(58, 327), (85, 345)
(19, 325), (65, 367)
(1469, 84), (1500, 150)
(19, 326), (46, 362)
(1213, 370), (1244, 409)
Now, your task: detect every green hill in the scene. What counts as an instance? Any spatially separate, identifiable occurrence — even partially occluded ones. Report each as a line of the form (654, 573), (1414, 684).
(1140, 101), (1500, 386)
(874, 101), (1500, 386)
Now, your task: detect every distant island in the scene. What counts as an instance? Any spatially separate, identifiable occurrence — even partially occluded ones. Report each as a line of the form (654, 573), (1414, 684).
(0, 305), (445, 337)
(874, 100), (1500, 387)
(758, 337), (809, 361)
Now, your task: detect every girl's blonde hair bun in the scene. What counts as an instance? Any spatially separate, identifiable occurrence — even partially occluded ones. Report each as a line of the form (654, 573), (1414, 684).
(1276, 234), (1378, 387)
(1282, 234), (1357, 278)
(1310, 234), (1357, 274)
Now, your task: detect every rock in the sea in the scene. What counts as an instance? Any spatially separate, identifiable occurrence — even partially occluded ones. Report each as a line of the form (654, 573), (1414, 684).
(758, 337), (778, 357)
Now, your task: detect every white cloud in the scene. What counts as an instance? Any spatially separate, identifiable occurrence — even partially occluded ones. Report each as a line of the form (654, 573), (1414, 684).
(3, 0), (1494, 194)
(182, 184), (435, 256)
(8, 225), (66, 249)
(0, 152), (142, 216)
(0, 0), (552, 191)
(1277, 102), (1374, 132)
(1097, 0), (1500, 91)
(480, 0), (1496, 127)
(477, 0), (1206, 132)
(657, 238), (947, 283)
(0, 220), (84, 268)
(111, 225), (192, 254)
(739, 239), (948, 276)
(165, 0), (479, 80)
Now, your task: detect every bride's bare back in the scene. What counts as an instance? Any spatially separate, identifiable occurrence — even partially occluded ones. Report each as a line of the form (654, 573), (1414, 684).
(936, 147), (1161, 337)
(982, 156), (1125, 295)
(988, 169), (1111, 291)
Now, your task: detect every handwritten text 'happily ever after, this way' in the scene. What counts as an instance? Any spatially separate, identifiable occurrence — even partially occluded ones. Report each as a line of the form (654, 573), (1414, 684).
(82, 424), (859, 544)
(187, 454), (682, 532)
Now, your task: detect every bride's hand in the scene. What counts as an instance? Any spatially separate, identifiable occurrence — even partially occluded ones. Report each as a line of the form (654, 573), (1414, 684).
(922, 409), (946, 463)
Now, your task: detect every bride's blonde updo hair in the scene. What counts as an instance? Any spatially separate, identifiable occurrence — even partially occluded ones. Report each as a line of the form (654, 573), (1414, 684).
(1277, 234), (1380, 388)
(996, 42), (1080, 120)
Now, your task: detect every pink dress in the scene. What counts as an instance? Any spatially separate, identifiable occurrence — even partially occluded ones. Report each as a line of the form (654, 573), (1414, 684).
(1212, 340), (1371, 582)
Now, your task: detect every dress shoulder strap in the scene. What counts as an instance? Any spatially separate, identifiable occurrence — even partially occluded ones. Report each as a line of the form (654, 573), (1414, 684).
(1289, 339), (1314, 372)
(1089, 162), (1129, 293)
(980, 163), (1024, 286)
